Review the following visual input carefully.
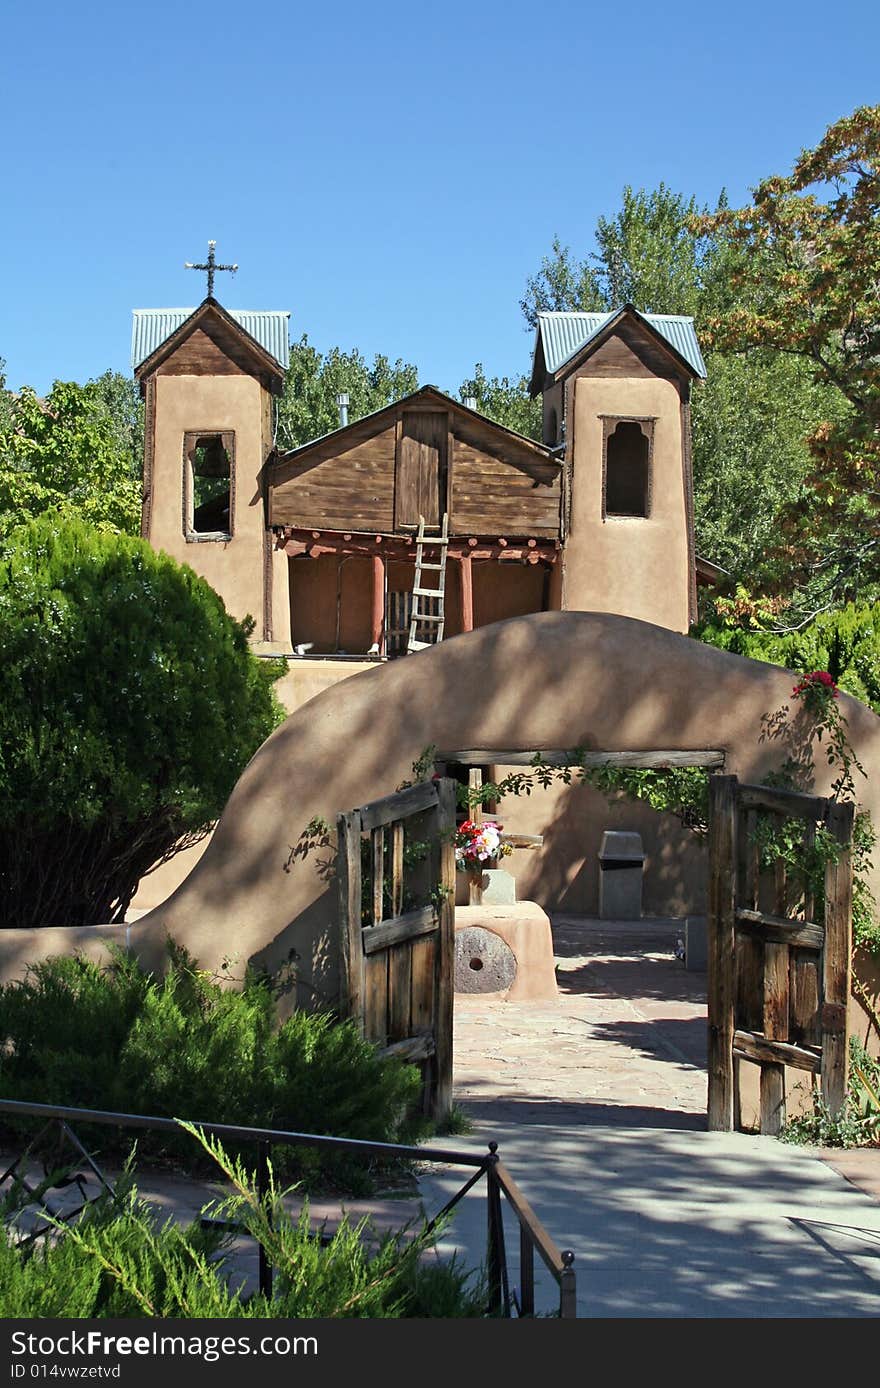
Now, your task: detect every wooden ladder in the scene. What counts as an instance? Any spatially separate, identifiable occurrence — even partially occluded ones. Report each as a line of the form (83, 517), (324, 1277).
(407, 514), (449, 653)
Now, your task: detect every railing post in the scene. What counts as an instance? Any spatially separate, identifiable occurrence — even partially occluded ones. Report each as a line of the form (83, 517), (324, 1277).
(559, 1249), (576, 1319)
(519, 1223), (535, 1316)
(485, 1142), (506, 1316)
(257, 1139), (272, 1299)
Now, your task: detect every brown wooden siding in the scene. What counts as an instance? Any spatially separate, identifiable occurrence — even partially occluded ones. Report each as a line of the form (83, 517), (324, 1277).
(396, 410), (448, 529)
(451, 439), (561, 536)
(270, 426), (396, 531)
(572, 321), (684, 381)
(154, 324), (260, 377)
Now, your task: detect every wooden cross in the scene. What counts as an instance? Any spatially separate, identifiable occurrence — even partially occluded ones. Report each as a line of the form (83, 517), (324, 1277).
(185, 240), (238, 298)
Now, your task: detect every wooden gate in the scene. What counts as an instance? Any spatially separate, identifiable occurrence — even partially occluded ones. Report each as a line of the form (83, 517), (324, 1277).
(336, 777), (456, 1119)
(707, 775), (853, 1134)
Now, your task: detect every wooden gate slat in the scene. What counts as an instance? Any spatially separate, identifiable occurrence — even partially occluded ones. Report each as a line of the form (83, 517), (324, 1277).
(388, 940), (413, 1043)
(410, 936), (436, 1032)
(790, 948), (821, 1046)
(822, 801), (854, 1118)
(362, 904), (437, 954)
(433, 777), (457, 1118)
(761, 940), (790, 1134)
(363, 952), (389, 1045)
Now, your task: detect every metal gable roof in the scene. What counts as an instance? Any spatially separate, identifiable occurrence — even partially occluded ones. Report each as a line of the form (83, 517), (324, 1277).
(131, 308), (290, 371)
(535, 309), (707, 380)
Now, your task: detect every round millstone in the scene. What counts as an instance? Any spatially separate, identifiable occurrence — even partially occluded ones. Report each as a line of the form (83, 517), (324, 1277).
(454, 926), (517, 994)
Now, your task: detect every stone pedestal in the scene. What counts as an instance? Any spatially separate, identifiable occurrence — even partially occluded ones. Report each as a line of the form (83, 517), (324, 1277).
(476, 868), (517, 905)
(454, 902), (557, 1001)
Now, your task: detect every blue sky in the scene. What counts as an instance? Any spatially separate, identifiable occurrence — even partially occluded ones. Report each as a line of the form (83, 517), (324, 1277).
(1, 0), (877, 396)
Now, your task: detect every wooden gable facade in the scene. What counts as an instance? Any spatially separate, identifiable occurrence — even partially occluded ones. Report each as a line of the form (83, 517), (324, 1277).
(269, 386), (561, 539)
(268, 387), (562, 658)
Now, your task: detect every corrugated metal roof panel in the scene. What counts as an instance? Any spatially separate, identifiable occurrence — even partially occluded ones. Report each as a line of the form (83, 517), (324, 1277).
(536, 309), (706, 378)
(131, 308), (290, 370)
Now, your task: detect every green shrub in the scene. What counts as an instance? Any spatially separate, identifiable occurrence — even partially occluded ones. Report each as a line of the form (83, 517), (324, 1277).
(0, 1134), (484, 1318)
(695, 602), (880, 714)
(780, 1038), (880, 1148)
(0, 948), (423, 1187)
(0, 514), (284, 927)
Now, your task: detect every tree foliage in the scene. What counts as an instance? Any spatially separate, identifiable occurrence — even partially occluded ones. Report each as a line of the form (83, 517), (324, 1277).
(0, 516), (284, 927)
(0, 368), (143, 537)
(696, 105), (880, 606)
(695, 601), (880, 714)
(456, 363), (541, 440)
(519, 184), (835, 584)
(275, 334), (419, 450)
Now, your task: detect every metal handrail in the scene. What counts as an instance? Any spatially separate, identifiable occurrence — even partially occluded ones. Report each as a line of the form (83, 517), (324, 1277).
(0, 1098), (576, 1317)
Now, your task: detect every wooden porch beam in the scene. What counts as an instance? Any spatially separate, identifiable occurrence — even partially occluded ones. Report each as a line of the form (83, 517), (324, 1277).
(435, 749), (726, 769)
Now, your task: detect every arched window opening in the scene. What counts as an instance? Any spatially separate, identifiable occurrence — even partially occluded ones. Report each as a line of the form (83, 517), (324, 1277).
(605, 420), (650, 518)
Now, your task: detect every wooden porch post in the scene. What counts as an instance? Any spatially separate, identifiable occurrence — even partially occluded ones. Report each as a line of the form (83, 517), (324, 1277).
(370, 554), (384, 654)
(459, 554), (473, 634)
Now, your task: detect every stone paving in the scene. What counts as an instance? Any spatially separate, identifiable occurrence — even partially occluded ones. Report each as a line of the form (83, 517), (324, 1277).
(453, 916), (707, 1126)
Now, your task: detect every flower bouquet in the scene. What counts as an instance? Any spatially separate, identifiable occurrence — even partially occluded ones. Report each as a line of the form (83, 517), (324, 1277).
(454, 819), (511, 874)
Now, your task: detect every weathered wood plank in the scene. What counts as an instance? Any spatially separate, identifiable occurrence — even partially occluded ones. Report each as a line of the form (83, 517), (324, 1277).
(735, 909), (824, 950)
(363, 952), (389, 1046)
(388, 941), (413, 1042)
(361, 904), (437, 955)
(432, 778), (457, 1119)
(358, 781), (438, 832)
(371, 826), (384, 926)
(760, 1063), (786, 1135)
(790, 948), (821, 1046)
(436, 749), (726, 769)
(390, 821), (404, 919)
(410, 936), (436, 1033)
(737, 784), (827, 821)
(760, 928), (791, 1135)
(822, 800), (854, 1118)
(732, 1029), (821, 1073)
(735, 930), (764, 1033)
(336, 810), (364, 1031)
(708, 775), (738, 1131)
(379, 1033), (435, 1063)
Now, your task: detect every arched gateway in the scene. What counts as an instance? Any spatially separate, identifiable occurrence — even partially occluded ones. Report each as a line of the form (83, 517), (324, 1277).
(126, 611), (880, 998)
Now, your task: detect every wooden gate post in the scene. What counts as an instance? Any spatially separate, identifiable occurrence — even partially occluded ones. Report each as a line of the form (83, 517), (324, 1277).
(337, 808), (364, 1030)
(708, 775), (738, 1131)
(432, 777), (456, 1118)
(822, 800), (854, 1118)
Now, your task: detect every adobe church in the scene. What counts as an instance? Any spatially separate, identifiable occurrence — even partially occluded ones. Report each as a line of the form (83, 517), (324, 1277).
(131, 251), (711, 914)
(133, 255), (708, 720)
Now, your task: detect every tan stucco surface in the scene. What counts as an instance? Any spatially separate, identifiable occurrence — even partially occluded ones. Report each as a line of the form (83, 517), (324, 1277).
(563, 377), (690, 632)
(115, 611), (880, 1006)
(148, 375), (271, 632)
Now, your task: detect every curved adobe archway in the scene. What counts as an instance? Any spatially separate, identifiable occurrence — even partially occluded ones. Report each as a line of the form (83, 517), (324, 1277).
(124, 611), (880, 1004)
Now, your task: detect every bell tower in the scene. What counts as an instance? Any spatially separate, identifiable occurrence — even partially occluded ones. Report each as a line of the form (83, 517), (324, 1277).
(530, 305), (706, 633)
(133, 273), (291, 651)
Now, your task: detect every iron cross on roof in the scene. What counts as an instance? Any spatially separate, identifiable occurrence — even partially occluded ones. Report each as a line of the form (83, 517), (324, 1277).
(184, 240), (238, 298)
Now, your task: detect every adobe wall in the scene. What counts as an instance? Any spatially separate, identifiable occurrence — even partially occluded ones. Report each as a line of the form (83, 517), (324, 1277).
(110, 611), (880, 1010)
(147, 374), (290, 645)
(563, 377), (691, 632)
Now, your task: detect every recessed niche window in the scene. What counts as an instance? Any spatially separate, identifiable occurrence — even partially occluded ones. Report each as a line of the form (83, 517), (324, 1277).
(183, 431), (234, 539)
(603, 418), (653, 518)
